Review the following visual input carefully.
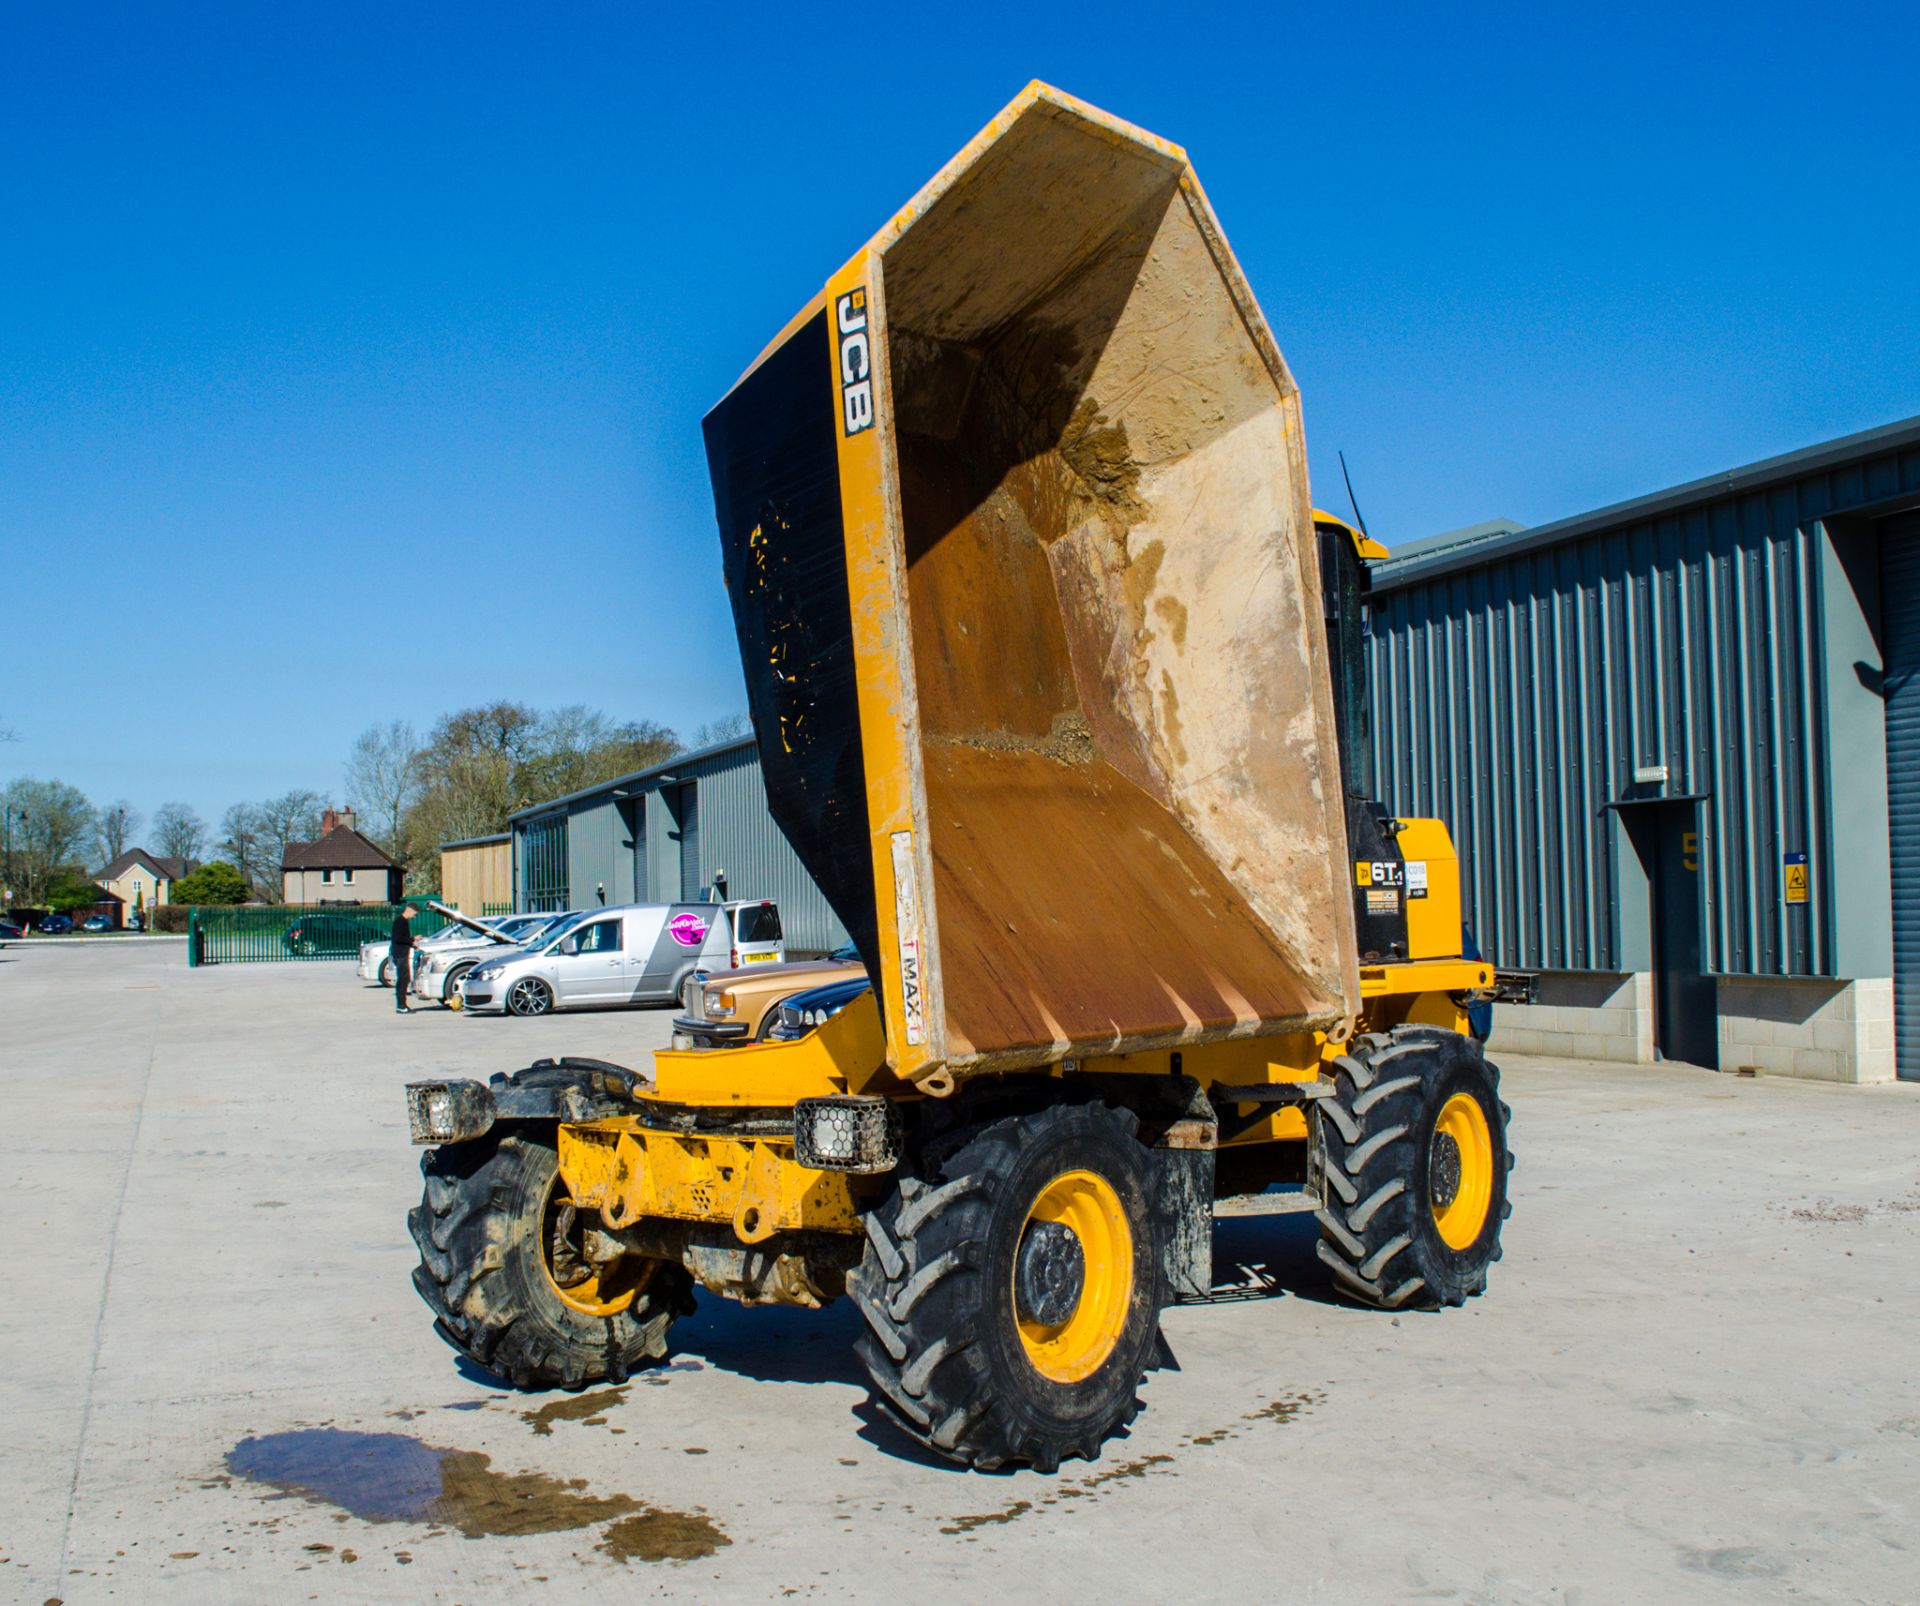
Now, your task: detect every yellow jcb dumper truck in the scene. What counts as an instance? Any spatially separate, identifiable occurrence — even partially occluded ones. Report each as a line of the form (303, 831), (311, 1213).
(405, 83), (1512, 1472)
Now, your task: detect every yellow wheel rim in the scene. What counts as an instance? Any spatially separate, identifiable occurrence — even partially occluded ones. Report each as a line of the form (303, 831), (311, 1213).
(1014, 1169), (1133, 1384)
(1430, 1092), (1495, 1250)
(541, 1175), (647, 1317)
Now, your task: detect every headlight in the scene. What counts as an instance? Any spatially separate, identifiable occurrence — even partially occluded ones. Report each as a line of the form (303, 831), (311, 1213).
(705, 989), (733, 1014)
(429, 956), (449, 973)
(472, 963), (502, 981)
(404, 1080), (495, 1144)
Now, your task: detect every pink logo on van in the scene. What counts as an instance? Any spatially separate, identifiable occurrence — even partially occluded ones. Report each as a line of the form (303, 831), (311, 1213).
(668, 912), (708, 948)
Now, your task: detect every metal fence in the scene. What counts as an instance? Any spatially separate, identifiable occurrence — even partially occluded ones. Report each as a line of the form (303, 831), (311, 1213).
(481, 901), (514, 917)
(187, 901), (450, 966)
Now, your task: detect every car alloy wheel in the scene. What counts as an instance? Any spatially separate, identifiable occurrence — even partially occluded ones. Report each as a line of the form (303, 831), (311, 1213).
(507, 977), (553, 1017)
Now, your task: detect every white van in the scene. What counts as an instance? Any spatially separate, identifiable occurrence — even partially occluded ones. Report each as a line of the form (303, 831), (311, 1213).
(458, 900), (784, 1017)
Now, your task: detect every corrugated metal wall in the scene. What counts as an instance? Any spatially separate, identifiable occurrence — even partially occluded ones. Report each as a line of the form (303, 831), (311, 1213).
(511, 740), (851, 954)
(1368, 443), (1920, 978)
(682, 742), (849, 954)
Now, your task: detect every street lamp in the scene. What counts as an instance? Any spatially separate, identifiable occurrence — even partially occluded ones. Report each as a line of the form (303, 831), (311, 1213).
(2, 805), (25, 906)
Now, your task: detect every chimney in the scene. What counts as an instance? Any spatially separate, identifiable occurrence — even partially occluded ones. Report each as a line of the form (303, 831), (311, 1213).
(320, 806), (342, 835)
(338, 807), (357, 834)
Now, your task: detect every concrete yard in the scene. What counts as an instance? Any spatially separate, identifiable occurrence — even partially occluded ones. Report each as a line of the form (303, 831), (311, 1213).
(3, 940), (1918, 1604)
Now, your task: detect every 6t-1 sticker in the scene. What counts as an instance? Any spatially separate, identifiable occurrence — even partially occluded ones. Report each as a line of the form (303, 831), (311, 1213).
(836, 288), (874, 436)
(1355, 860), (1405, 888)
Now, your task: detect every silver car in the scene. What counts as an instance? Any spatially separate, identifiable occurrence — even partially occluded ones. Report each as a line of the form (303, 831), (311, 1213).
(410, 911), (575, 1008)
(460, 900), (783, 1017)
(357, 916), (502, 988)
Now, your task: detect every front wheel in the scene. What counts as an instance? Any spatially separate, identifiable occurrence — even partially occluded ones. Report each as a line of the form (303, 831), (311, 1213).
(443, 963), (474, 1010)
(379, 957), (395, 988)
(849, 1101), (1161, 1472)
(506, 976), (553, 1017)
(408, 1124), (693, 1387)
(1313, 1025), (1512, 1309)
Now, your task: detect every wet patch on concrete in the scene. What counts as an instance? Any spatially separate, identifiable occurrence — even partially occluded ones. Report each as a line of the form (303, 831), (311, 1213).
(597, 1508), (732, 1563)
(226, 1428), (638, 1537)
(521, 1387), (628, 1436)
(636, 1357), (705, 1385)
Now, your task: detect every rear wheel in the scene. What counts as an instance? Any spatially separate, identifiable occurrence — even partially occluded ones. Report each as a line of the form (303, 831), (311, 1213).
(848, 1101), (1160, 1471)
(379, 957), (395, 988)
(506, 977), (553, 1017)
(1312, 1025), (1511, 1309)
(408, 1123), (693, 1387)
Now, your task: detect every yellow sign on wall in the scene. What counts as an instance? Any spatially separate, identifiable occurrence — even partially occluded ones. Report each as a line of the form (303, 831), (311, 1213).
(1783, 851), (1809, 906)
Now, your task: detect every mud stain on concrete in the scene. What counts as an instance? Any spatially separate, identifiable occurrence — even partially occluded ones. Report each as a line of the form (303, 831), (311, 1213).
(226, 1428), (638, 1537)
(1244, 1389), (1324, 1425)
(941, 1500), (1033, 1534)
(938, 1388), (1326, 1535)
(522, 1387), (628, 1436)
(598, 1508), (732, 1564)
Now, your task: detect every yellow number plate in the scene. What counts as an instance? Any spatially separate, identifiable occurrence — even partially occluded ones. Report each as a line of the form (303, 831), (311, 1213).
(743, 951), (778, 963)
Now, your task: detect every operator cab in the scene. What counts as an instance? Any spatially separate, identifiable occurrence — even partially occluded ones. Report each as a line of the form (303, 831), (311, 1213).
(1313, 508), (1390, 801)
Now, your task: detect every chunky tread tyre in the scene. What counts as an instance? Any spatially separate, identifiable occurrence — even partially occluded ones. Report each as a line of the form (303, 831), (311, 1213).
(848, 1102), (1161, 1472)
(1313, 1026), (1512, 1310)
(407, 1099), (692, 1389)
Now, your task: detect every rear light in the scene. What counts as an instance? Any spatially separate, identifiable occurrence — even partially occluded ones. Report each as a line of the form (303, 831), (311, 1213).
(730, 948), (739, 968)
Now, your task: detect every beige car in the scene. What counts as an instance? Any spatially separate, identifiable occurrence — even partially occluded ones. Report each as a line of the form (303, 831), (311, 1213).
(672, 943), (864, 1048)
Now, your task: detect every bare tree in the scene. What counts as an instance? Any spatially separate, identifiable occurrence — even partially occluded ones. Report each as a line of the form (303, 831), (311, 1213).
(151, 802), (207, 862)
(95, 800), (142, 865)
(219, 803), (276, 900)
(252, 790), (327, 900)
(690, 714), (750, 748)
(344, 719), (420, 858)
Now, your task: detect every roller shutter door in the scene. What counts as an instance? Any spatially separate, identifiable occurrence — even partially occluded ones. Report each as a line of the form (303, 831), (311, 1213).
(1882, 511), (1920, 1080)
(677, 783), (701, 901)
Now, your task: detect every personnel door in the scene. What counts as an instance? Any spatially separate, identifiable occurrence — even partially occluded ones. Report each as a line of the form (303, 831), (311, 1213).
(552, 914), (626, 1004)
(1625, 800), (1717, 1069)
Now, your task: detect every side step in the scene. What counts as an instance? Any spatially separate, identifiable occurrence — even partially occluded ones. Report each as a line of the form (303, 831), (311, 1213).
(1213, 1190), (1322, 1219)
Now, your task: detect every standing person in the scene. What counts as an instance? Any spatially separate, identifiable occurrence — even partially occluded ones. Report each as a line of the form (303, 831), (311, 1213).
(391, 903), (417, 1014)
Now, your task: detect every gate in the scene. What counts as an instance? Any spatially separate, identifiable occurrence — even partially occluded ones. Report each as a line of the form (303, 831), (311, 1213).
(187, 901), (449, 966)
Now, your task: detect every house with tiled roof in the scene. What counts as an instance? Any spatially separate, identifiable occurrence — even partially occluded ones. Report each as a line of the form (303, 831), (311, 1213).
(281, 807), (403, 904)
(95, 848), (202, 921)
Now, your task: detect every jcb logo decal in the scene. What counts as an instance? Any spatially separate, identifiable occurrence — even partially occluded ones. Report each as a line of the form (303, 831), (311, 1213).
(836, 288), (875, 436)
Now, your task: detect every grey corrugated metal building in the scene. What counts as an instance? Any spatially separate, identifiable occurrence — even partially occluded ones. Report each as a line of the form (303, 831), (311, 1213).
(1366, 415), (1920, 1083)
(506, 735), (849, 954)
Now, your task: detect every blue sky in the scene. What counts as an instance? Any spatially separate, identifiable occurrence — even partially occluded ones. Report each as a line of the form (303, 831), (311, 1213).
(4, 1), (1917, 837)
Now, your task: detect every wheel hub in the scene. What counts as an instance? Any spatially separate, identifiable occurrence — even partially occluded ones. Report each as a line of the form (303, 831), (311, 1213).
(1015, 1219), (1085, 1327)
(1429, 1129), (1463, 1210)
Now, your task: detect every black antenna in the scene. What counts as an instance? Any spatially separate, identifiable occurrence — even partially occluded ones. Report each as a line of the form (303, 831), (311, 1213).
(1338, 450), (1370, 538)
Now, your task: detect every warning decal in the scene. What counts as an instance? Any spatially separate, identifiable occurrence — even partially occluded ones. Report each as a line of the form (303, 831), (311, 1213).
(1783, 850), (1809, 906)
